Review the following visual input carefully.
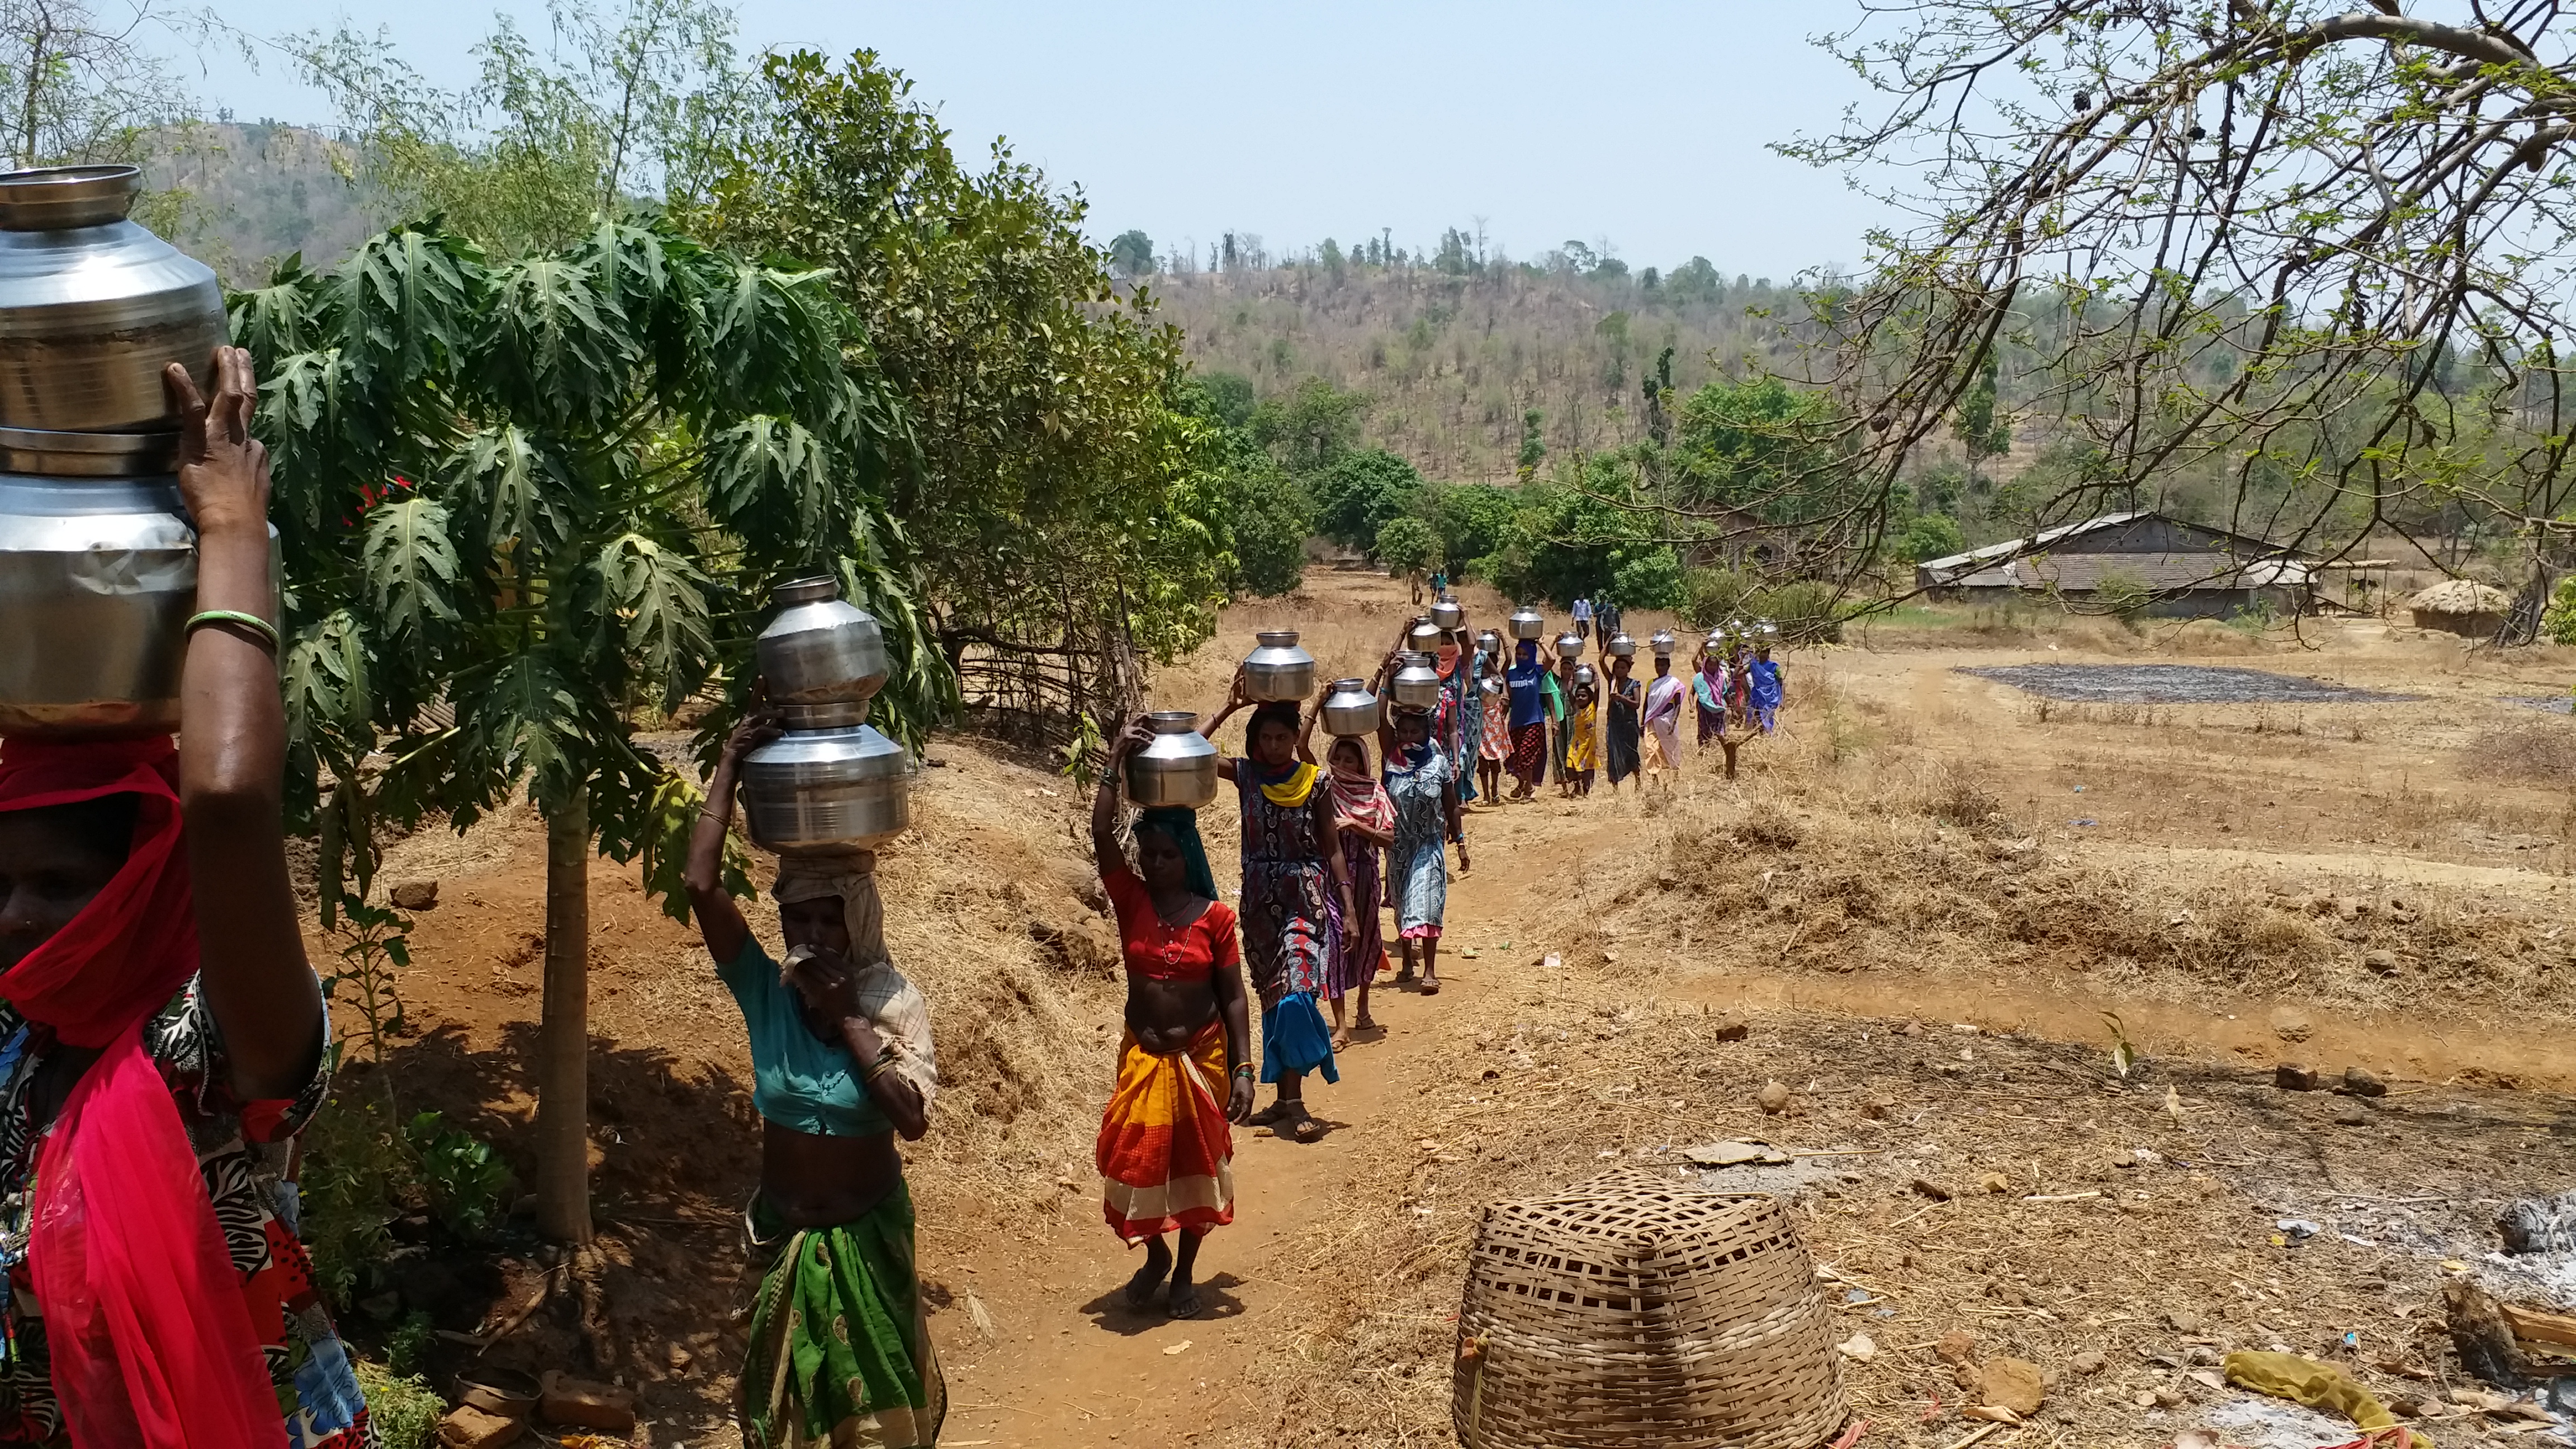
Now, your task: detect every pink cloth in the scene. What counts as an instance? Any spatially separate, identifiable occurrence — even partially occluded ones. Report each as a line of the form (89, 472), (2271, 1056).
(0, 738), (280, 1448)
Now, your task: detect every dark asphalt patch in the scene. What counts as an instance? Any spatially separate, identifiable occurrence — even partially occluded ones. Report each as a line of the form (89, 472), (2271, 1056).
(1959, 663), (2418, 704)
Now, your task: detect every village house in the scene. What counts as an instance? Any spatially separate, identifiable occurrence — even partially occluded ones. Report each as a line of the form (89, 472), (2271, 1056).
(1914, 509), (2319, 619)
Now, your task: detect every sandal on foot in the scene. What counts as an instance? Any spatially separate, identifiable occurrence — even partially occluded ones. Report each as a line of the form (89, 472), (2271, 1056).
(1168, 1282), (1204, 1319)
(1287, 1112), (1325, 1144)
(1418, 979), (1442, 996)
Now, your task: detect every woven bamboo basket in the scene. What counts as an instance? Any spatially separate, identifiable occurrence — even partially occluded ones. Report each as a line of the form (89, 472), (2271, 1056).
(1453, 1170), (1847, 1449)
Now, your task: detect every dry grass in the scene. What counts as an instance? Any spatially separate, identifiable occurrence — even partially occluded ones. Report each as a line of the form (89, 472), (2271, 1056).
(2467, 718), (2576, 785)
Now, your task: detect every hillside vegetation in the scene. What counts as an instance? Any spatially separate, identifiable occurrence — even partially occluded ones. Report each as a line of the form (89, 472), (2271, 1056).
(1148, 250), (1818, 484)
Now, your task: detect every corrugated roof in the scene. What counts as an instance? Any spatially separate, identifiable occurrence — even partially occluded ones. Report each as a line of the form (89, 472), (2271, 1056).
(1917, 509), (2153, 576)
(1953, 552), (2315, 593)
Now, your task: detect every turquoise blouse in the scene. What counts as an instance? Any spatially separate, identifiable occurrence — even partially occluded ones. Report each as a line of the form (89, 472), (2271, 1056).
(718, 938), (892, 1138)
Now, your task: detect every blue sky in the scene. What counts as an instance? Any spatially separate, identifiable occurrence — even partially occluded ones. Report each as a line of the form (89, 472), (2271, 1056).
(160, 1), (1890, 281)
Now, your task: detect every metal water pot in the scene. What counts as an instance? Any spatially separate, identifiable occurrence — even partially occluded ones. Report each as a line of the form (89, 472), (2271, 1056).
(1574, 664), (1597, 687)
(1479, 674), (1505, 699)
(1476, 628), (1502, 654)
(1124, 710), (1218, 808)
(0, 465), (192, 738)
(755, 576), (888, 728)
(0, 166), (226, 433)
(741, 722), (912, 855)
(1507, 606), (1545, 641)
(1430, 599), (1464, 630)
(1320, 679), (1382, 737)
(1407, 620), (1443, 653)
(1389, 652), (1443, 710)
(1606, 632), (1637, 658)
(1554, 631), (1585, 662)
(1242, 630), (1315, 702)
(1650, 629), (1677, 657)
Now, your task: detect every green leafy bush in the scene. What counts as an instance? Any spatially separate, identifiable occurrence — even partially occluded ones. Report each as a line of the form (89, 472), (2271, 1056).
(1372, 515), (1442, 577)
(405, 1111), (513, 1240)
(1896, 513), (1964, 563)
(2542, 575), (2576, 645)
(2090, 570), (2153, 626)
(354, 1362), (443, 1449)
(1609, 547), (1687, 610)
(1311, 449), (1426, 552)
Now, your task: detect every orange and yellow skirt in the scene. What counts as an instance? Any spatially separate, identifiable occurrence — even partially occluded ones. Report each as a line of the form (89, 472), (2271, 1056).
(1097, 1022), (1235, 1242)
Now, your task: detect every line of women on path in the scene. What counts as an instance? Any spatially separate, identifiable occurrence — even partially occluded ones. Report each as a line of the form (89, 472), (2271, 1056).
(1494, 629), (1789, 800)
(666, 604), (1789, 1446)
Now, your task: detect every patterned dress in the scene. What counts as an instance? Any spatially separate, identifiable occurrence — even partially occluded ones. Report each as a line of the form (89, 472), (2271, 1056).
(1234, 768), (1332, 1003)
(1384, 747), (1453, 938)
(0, 982), (368, 1447)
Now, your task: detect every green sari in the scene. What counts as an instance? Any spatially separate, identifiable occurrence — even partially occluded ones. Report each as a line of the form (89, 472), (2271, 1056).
(740, 1185), (946, 1448)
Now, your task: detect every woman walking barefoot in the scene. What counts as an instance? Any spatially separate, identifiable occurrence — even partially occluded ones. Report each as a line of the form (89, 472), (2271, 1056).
(1379, 707), (1466, 995)
(688, 713), (944, 1448)
(1304, 698), (1392, 1046)
(1504, 640), (1549, 800)
(1562, 675), (1601, 796)
(1476, 668), (1510, 803)
(1202, 674), (1355, 1143)
(1604, 652), (1642, 793)
(1641, 650), (1687, 794)
(1090, 720), (1255, 1318)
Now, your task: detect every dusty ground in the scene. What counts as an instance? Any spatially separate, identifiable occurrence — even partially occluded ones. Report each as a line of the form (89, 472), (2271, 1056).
(330, 568), (2576, 1448)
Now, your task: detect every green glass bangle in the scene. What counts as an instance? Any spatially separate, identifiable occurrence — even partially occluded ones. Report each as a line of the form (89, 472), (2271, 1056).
(184, 609), (281, 654)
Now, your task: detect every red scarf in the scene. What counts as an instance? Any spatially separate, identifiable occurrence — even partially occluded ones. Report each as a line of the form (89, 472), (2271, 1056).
(1324, 756), (1394, 836)
(0, 738), (280, 1447)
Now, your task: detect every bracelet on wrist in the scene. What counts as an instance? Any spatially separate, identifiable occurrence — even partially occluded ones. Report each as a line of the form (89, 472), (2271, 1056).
(185, 609), (281, 655)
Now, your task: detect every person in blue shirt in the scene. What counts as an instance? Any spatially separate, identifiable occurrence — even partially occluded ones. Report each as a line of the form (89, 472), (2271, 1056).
(1504, 640), (1549, 801)
(1748, 642), (1786, 732)
(1570, 594), (1594, 641)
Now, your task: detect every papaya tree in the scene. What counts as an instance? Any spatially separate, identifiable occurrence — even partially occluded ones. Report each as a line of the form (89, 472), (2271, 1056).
(234, 214), (936, 1243)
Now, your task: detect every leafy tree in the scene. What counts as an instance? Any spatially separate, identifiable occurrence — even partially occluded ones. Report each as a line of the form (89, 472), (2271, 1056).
(1516, 408), (1546, 482)
(1950, 353), (2009, 489)
(1199, 370), (1257, 430)
(1107, 228), (1155, 278)
(1669, 375), (1853, 528)
(690, 49), (1228, 694)
(0, 0), (191, 170)
(1372, 515), (1441, 580)
(1788, 0), (2576, 568)
(1222, 466), (1314, 596)
(292, 0), (752, 257)
(1896, 513), (1966, 565)
(1609, 547), (1686, 610)
(1429, 482), (1517, 577)
(1249, 375), (1368, 473)
(236, 215), (912, 1244)
(1309, 447), (1425, 553)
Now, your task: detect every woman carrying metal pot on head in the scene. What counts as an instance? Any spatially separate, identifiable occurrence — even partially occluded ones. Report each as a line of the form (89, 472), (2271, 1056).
(1503, 639), (1550, 801)
(1201, 670), (1355, 1143)
(689, 709), (944, 1447)
(0, 350), (376, 1446)
(1087, 717), (1255, 1319)
(1376, 703), (1466, 995)
(1300, 687), (1390, 1050)
(1604, 648), (1642, 793)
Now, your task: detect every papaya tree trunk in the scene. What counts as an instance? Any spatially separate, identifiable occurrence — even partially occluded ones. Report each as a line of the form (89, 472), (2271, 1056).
(318, 781), (344, 930)
(536, 784), (593, 1243)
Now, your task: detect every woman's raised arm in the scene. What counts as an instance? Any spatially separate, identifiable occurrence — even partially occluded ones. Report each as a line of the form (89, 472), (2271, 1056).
(171, 349), (324, 1102)
(685, 708), (780, 965)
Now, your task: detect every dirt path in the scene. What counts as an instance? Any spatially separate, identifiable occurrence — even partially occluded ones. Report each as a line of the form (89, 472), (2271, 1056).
(906, 604), (2576, 1446)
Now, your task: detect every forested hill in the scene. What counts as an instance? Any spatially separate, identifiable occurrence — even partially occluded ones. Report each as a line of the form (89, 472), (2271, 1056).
(1144, 254), (1817, 485)
(145, 122), (385, 286)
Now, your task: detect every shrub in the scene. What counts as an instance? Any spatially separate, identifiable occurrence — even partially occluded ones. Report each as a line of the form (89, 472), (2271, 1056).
(2542, 575), (2576, 645)
(1223, 470), (1314, 596)
(1372, 514), (1441, 577)
(1609, 547), (1687, 610)
(354, 1362), (443, 1449)
(1895, 513), (1964, 563)
(1682, 567), (1758, 627)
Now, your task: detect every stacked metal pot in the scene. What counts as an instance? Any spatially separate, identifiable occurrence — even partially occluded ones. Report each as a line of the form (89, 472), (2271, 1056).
(739, 579), (915, 855)
(0, 164), (236, 740)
